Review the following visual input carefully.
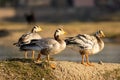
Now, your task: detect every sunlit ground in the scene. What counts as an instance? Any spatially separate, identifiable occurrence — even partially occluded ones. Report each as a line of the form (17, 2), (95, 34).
(0, 21), (120, 63)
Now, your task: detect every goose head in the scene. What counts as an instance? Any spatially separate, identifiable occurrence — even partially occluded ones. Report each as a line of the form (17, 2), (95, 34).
(54, 28), (66, 40)
(31, 26), (42, 33)
(95, 30), (105, 38)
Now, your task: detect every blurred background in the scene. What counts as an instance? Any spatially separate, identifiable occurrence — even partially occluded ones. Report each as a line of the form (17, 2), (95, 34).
(0, 0), (120, 63)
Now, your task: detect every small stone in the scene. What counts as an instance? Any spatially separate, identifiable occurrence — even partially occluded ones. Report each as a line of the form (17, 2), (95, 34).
(98, 61), (104, 65)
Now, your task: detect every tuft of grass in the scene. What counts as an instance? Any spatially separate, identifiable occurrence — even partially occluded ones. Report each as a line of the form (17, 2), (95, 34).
(0, 58), (54, 80)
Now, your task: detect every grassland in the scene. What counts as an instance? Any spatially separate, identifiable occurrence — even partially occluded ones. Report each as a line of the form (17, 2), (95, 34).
(0, 21), (120, 37)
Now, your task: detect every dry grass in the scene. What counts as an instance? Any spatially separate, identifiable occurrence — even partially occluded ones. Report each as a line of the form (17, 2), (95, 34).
(0, 59), (53, 80)
(0, 21), (120, 34)
(0, 22), (120, 40)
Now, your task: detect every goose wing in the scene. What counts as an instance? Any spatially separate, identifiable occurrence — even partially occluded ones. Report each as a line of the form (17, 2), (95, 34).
(20, 38), (58, 51)
(14, 33), (30, 46)
(24, 33), (41, 40)
(22, 33), (41, 42)
(16, 32), (41, 46)
(65, 34), (95, 49)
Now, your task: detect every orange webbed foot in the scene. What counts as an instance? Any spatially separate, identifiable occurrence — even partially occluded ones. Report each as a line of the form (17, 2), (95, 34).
(87, 62), (94, 66)
(81, 62), (88, 66)
(34, 60), (42, 63)
(50, 63), (56, 69)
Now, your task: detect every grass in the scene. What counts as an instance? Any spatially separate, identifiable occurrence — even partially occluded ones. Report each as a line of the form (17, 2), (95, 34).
(1, 21), (120, 33)
(0, 58), (54, 80)
(0, 21), (120, 37)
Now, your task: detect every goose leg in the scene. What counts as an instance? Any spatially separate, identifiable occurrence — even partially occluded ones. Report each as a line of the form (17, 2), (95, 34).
(81, 54), (87, 66)
(25, 51), (28, 58)
(80, 50), (87, 66)
(34, 52), (42, 63)
(34, 53), (41, 63)
(81, 54), (84, 64)
(85, 53), (94, 66)
(36, 52), (41, 61)
(47, 55), (55, 69)
(32, 50), (35, 59)
(46, 54), (50, 67)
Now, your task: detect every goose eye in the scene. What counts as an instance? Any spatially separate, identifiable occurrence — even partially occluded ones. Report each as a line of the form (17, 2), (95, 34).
(33, 27), (36, 29)
(34, 26), (38, 28)
(58, 28), (62, 31)
(56, 30), (59, 32)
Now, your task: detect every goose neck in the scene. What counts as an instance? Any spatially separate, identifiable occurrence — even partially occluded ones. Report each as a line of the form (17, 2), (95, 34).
(54, 34), (61, 41)
(31, 29), (36, 33)
(95, 35), (104, 50)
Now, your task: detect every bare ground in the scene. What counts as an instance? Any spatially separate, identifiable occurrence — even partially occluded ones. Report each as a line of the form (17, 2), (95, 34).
(51, 61), (120, 80)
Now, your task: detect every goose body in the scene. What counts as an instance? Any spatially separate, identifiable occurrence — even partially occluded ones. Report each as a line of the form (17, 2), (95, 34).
(14, 26), (42, 59)
(20, 28), (66, 62)
(66, 34), (104, 54)
(17, 32), (41, 46)
(65, 30), (105, 66)
(21, 38), (66, 55)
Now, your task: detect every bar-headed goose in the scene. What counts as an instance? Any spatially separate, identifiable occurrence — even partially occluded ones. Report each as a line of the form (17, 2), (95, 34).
(65, 30), (105, 66)
(13, 26), (42, 59)
(20, 28), (66, 67)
